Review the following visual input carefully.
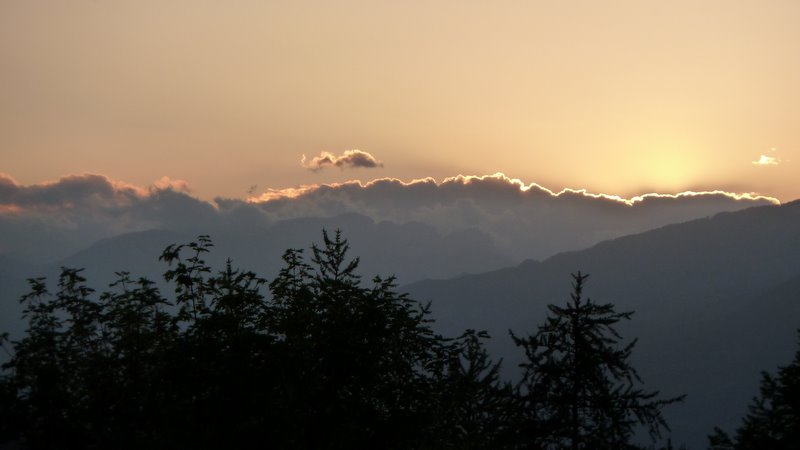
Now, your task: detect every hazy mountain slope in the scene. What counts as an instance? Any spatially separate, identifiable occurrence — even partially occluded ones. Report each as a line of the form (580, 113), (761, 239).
(213, 213), (513, 282)
(58, 213), (512, 286)
(0, 214), (511, 340)
(62, 229), (188, 278)
(404, 200), (800, 448)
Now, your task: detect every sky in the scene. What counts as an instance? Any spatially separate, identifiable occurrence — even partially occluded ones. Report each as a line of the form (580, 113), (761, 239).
(1, 0), (798, 202)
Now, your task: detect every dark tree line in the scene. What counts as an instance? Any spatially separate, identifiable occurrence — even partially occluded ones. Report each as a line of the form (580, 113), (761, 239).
(0, 231), (681, 449)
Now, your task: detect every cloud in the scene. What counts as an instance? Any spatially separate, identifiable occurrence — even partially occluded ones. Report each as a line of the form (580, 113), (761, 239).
(301, 150), (384, 171)
(247, 173), (779, 261)
(0, 172), (779, 265)
(0, 173), (145, 211)
(0, 173), (230, 261)
(753, 155), (780, 166)
(0, 173), (198, 212)
(250, 173), (778, 208)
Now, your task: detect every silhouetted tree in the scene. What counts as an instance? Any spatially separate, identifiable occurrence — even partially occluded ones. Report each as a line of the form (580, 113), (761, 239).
(707, 427), (735, 450)
(424, 329), (518, 449)
(266, 230), (511, 448)
(707, 331), (800, 450)
(0, 230), (509, 450)
(510, 272), (683, 450)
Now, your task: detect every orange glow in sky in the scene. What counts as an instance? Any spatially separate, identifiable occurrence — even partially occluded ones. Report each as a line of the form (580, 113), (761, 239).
(1, 1), (798, 201)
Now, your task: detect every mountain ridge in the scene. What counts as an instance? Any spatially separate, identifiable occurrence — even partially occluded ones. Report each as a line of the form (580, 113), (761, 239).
(403, 200), (800, 448)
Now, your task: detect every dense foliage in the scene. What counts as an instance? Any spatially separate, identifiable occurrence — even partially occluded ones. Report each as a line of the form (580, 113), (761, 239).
(0, 232), (680, 449)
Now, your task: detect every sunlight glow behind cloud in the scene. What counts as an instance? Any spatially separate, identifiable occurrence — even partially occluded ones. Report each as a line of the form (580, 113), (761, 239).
(247, 173), (780, 206)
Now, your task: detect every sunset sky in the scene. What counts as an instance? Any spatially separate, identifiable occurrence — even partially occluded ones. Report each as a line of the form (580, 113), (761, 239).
(1, 0), (798, 201)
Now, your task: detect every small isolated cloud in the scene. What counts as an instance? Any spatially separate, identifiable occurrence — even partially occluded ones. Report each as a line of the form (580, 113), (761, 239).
(301, 150), (383, 172)
(753, 149), (781, 166)
(753, 155), (780, 166)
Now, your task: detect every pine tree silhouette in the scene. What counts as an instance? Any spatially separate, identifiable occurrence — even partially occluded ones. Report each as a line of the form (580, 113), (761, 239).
(510, 272), (683, 450)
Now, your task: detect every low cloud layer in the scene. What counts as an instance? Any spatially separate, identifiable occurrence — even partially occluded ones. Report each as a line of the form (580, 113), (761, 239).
(0, 173), (218, 261)
(0, 172), (779, 264)
(301, 150), (383, 171)
(248, 173), (779, 260)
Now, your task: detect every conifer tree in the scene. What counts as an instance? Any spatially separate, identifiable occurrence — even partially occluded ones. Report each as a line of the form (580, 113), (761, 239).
(511, 272), (683, 450)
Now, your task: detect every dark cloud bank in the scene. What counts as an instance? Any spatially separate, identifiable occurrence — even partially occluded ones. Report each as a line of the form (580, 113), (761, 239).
(0, 172), (776, 265)
(248, 174), (777, 261)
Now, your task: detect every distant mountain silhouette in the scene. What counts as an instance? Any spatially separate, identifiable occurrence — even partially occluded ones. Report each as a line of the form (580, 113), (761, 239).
(57, 213), (511, 284)
(404, 200), (800, 449)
